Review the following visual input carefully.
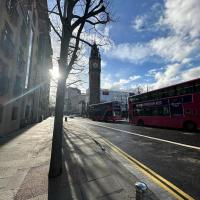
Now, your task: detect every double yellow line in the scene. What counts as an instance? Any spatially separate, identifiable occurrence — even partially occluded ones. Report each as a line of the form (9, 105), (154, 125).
(101, 137), (195, 200)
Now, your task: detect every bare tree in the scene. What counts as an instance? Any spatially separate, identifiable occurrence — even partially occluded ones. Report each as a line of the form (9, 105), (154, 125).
(135, 85), (144, 94)
(48, 0), (110, 177)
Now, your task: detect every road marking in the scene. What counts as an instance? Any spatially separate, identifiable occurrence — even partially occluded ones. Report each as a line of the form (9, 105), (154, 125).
(100, 136), (195, 200)
(87, 122), (200, 150)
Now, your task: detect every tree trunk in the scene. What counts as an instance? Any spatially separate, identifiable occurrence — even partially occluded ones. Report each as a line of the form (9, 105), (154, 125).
(48, 74), (66, 178)
(49, 26), (70, 178)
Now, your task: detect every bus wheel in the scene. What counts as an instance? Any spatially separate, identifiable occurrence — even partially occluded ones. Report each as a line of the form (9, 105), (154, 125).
(184, 121), (196, 132)
(137, 119), (144, 126)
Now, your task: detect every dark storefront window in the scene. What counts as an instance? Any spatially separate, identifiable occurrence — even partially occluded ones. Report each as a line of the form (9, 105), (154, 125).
(11, 106), (18, 120)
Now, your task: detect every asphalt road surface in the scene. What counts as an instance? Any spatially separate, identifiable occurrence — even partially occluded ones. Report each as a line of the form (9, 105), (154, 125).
(72, 118), (200, 200)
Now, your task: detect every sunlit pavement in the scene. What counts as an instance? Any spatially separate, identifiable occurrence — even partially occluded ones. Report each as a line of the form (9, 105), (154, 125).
(0, 117), (180, 200)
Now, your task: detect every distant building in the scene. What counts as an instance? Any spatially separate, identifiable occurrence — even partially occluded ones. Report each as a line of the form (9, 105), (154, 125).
(0, 0), (52, 135)
(64, 87), (85, 115)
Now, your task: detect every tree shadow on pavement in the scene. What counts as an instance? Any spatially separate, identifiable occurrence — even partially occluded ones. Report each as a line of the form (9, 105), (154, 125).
(62, 127), (136, 200)
(48, 126), (120, 200)
(61, 126), (158, 200)
(48, 162), (75, 200)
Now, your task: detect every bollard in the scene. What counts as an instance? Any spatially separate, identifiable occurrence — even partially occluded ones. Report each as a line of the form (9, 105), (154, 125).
(65, 117), (67, 122)
(135, 182), (148, 200)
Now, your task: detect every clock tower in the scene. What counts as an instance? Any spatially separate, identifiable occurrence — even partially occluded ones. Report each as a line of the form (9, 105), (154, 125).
(89, 43), (101, 105)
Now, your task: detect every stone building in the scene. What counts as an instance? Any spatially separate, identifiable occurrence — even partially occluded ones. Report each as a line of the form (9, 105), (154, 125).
(89, 43), (101, 105)
(0, 0), (52, 135)
(64, 87), (86, 115)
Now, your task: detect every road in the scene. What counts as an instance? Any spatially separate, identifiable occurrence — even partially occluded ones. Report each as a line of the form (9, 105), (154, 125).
(71, 117), (200, 200)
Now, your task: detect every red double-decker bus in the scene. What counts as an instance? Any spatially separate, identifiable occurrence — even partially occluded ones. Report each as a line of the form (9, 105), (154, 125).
(128, 78), (200, 131)
(89, 101), (122, 122)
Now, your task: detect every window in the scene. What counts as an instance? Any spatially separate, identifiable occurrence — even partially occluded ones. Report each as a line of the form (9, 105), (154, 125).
(6, 0), (19, 23)
(182, 95), (192, 103)
(170, 103), (183, 116)
(6, 0), (15, 13)
(168, 88), (176, 97)
(20, 20), (28, 47)
(0, 71), (9, 96)
(33, 11), (36, 25)
(176, 86), (185, 95)
(17, 48), (25, 72)
(184, 85), (194, 94)
(13, 76), (22, 96)
(195, 84), (200, 93)
(170, 97), (182, 104)
(1, 23), (14, 57)
(0, 105), (3, 123)
(11, 106), (18, 120)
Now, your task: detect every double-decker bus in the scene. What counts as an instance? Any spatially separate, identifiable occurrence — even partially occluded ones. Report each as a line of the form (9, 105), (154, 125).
(89, 101), (122, 122)
(128, 78), (200, 131)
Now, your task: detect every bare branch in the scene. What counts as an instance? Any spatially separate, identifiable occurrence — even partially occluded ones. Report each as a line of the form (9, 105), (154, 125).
(71, 35), (92, 47)
(49, 19), (62, 39)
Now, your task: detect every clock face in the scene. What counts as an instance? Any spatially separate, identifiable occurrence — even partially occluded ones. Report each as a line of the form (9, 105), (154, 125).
(92, 62), (98, 69)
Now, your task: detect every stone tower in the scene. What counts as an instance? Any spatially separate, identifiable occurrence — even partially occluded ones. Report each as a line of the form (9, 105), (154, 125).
(89, 43), (101, 105)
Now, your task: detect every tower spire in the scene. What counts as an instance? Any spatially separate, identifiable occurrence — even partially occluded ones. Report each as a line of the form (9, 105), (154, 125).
(90, 42), (100, 59)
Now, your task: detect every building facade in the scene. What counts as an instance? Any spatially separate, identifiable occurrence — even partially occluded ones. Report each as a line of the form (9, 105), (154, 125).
(89, 43), (101, 105)
(0, 0), (52, 135)
(64, 87), (81, 114)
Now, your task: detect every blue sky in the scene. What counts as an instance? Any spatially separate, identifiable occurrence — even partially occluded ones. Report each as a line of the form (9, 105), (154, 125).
(96, 0), (200, 92)
(49, 0), (200, 94)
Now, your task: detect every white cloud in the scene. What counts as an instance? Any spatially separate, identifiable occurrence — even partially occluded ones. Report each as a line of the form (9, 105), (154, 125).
(161, 0), (200, 39)
(110, 0), (200, 65)
(146, 68), (159, 77)
(129, 75), (141, 81)
(132, 15), (146, 31)
(150, 63), (200, 90)
(150, 36), (199, 62)
(110, 43), (152, 64)
(101, 73), (141, 90)
(181, 66), (200, 80)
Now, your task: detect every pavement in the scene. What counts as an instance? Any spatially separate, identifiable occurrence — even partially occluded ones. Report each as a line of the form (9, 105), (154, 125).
(0, 117), (176, 200)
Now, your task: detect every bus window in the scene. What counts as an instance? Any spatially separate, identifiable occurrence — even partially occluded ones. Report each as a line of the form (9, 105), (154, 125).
(182, 95), (192, 103)
(177, 86), (185, 95)
(163, 106), (170, 116)
(170, 97), (182, 104)
(168, 88), (176, 97)
(195, 84), (200, 93)
(170, 103), (183, 116)
(184, 85), (194, 94)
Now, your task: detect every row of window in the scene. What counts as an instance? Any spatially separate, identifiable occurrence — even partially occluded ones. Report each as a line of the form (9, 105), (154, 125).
(133, 105), (199, 117)
(135, 95), (192, 108)
(130, 82), (200, 103)
(134, 106), (170, 116)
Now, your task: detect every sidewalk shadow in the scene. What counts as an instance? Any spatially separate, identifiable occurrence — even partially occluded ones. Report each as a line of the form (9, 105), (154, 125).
(61, 127), (129, 200)
(61, 126), (158, 200)
(48, 162), (74, 200)
(0, 124), (36, 146)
